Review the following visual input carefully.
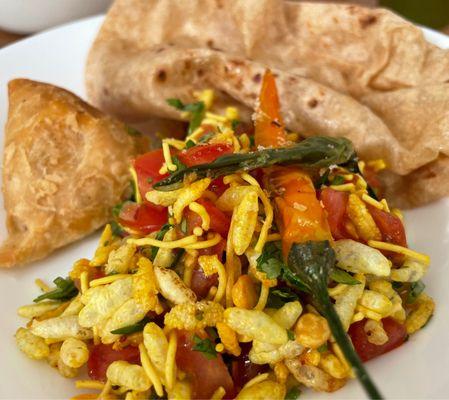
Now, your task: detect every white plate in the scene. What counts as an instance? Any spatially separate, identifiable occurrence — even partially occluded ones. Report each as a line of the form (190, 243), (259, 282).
(0, 15), (448, 400)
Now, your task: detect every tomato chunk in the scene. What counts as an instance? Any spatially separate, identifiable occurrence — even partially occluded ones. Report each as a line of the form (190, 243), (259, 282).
(133, 150), (168, 199)
(185, 199), (231, 238)
(368, 206), (407, 247)
(118, 202), (167, 235)
(190, 267), (219, 299)
(209, 177), (229, 197)
(320, 188), (351, 240)
(88, 344), (140, 381)
(231, 342), (269, 391)
(177, 143), (233, 167)
(176, 331), (234, 399)
(348, 318), (407, 362)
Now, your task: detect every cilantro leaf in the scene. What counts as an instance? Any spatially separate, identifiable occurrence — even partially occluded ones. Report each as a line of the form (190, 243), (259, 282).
(407, 280), (425, 304)
(111, 317), (150, 335)
(256, 241), (285, 279)
(110, 220), (125, 237)
(285, 386), (301, 400)
(329, 268), (360, 285)
(267, 288), (299, 309)
(171, 156), (187, 174)
(287, 330), (295, 340)
(166, 98), (205, 135)
(331, 175), (345, 186)
(33, 277), (78, 303)
(192, 335), (217, 359)
(112, 202), (125, 218)
(185, 140), (196, 149)
(151, 223), (173, 260)
(198, 132), (215, 143)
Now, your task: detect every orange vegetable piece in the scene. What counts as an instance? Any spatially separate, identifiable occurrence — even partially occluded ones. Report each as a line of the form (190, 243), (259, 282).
(269, 167), (332, 256)
(254, 70), (288, 148)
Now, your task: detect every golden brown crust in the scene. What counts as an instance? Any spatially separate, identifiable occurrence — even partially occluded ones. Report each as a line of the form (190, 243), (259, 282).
(0, 79), (141, 268)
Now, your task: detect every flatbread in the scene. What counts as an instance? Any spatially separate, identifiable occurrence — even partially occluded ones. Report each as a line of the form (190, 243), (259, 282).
(0, 79), (143, 267)
(86, 0), (449, 208)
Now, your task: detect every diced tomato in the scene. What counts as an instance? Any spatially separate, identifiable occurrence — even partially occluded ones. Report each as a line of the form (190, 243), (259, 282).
(364, 166), (383, 198)
(250, 168), (265, 187)
(199, 199), (231, 238)
(198, 238), (226, 261)
(231, 343), (269, 391)
(185, 199), (231, 238)
(118, 202), (167, 235)
(133, 149), (168, 199)
(190, 267), (219, 299)
(368, 206), (407, 247)
(348, 318), (407, 362)
(177, 143), (234, 167)
(88, 344), (141, 381)
(209, 177), (228, 197)
(176, 331), (234, 399)
(191, 238), (225, 299)
(320, 188), (351, 240)
(368, 205), (407, 264)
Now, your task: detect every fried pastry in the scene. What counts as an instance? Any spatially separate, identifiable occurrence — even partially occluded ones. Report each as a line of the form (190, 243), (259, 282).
(0, 79), (142, 267)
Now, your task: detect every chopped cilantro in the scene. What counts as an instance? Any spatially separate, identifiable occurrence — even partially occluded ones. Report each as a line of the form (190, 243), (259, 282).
(33, 277), (78, 303)
(407, 280), (425, 304)
(185, 140), (196, 149)
(329, 268), (360, 285)
(192, 335), (217, 359)
(267, 288), (299, 309)
(198, 132), (215, 143)
(166, 98), (184, 109)
(151, 223), (173, 260)
(285, 386), (301, 400)
(231, 119), (240, 131)
(256, 241), (285, 279)
(112, 202), (125, 218)
(331, 175), (345, 186)
(287, 330), (295, 341)
(171, 156), (187, 174)
(392, 281), (403, 290)
(111, 317), (151, 335)
(166, 98), (205, 134)
(110, 220), (125, 237)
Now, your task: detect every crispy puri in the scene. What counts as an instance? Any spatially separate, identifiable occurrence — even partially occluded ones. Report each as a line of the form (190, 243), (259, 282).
(0, 79), (143, 268)
(86, 0), (449, 207)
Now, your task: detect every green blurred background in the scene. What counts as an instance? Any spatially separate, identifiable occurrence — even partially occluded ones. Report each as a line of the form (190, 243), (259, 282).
(380, 0), (449, 29)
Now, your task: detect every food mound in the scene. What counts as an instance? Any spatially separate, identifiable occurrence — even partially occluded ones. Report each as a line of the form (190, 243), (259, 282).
(15, 72), (434, 400)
